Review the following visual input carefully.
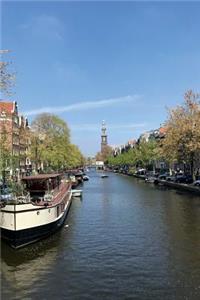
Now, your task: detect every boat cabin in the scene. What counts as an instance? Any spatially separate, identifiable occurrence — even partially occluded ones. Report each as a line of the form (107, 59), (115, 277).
(22, 174), (62, 198)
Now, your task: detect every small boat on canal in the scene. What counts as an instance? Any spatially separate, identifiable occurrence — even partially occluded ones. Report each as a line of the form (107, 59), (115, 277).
(72, 189), (82, 197)
(145, 176), (156, 183)
(101, 174), (109, 178)
(0, 174), (72, 249)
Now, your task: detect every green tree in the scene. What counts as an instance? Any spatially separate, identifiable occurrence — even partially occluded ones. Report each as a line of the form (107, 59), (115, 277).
(30, 113), (85, 172)
(108, 140), (159, 171)
(65, 144), (85, 169)
(134, 140), (159, 169)
(31, 113), (70, 171)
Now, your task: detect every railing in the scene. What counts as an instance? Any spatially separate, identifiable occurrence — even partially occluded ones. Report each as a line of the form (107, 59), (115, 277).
(53, 182), (71, 204)
(0, 193), (31, 205)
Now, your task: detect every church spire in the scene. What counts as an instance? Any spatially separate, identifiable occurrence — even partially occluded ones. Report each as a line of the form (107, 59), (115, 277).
(101, 120), (108, 152)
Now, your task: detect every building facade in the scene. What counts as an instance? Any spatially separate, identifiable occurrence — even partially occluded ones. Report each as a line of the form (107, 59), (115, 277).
(0, 100), (31, 179)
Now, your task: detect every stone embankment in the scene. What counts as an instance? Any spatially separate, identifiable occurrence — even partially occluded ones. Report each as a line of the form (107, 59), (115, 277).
(131, 173), (200, 196)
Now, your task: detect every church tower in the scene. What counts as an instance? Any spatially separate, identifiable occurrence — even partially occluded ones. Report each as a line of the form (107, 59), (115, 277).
(101, 120), (108, 153)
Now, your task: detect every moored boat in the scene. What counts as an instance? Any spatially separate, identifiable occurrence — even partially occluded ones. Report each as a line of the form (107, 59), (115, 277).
(101, 174), (109, 178)
(72, 189), (82, 197)
(0, 174), (72, 249)
(145, 176), (156, 183)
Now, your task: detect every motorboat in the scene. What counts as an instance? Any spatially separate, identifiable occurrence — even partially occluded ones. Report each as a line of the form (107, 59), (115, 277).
(72, 189), (82, 197)
(101, 174), (109, 178)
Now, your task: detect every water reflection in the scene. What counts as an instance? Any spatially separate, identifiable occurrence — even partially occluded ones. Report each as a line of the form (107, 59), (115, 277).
(1, 231), (66, 299)
(2, 172), (200, 300)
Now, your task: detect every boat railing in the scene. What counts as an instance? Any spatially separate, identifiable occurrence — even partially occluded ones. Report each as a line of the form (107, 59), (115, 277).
(53, 182), (71, 203)
(16, 194), (32, 204)
(31, 181), (71, 206)
(44, 192), (54, 202)
(2, 193), (32, 205)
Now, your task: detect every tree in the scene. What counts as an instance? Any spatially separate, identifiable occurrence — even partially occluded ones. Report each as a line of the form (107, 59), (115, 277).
(31, 113), (70, 171)
(96, 145), (113, 162)
(160, 90), (200, 176)
(134, 140), (159, 169)
(107, 140), (160, 171)
(0, 50), (15, 97)
(0, 125), (12, 183)
(65, 144), (85, 169)
(30, 113), (85, 172)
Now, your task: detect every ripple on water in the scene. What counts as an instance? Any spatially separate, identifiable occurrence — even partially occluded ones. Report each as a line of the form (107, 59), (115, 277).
(2, 172), (200, 300)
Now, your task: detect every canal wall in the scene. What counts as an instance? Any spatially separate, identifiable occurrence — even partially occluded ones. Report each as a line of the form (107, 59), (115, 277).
(118, 172), (200, 196)
(157, 180), (200, 195)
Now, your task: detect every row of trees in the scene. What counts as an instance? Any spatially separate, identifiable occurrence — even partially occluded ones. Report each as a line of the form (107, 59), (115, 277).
(107, 90), (200, 177)
(107, 140), (159, 172)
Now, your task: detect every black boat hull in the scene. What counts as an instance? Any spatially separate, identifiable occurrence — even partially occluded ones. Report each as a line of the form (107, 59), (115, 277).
(1, 201), (72, 249)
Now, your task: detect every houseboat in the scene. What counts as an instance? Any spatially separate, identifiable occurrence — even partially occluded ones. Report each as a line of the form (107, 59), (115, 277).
(0, 174), (72, 249)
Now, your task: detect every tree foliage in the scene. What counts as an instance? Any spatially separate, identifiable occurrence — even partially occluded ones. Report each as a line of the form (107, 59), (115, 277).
(160, 90), (200, 174)
(30, 113), (84, 171)
(0, 51), (15, 96)
(96, 145), (113, 162)
(108, 140), (159, 170)
(65, 144), (85, 169)
(0, 125), (12, 181)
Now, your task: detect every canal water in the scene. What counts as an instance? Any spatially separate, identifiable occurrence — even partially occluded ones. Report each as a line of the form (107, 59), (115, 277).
(1, 171), (200, 300)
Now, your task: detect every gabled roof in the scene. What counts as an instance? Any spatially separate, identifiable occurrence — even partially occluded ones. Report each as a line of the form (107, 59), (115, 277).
(128, 139), (136, 145)
(159, 127), (167, 134)
(0, 101), (17, 114)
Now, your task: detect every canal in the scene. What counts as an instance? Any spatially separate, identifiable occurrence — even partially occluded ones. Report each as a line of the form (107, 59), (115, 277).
(1, 171), (200, 299)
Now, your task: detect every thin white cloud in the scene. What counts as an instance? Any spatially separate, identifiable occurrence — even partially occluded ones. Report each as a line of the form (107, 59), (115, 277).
(20, 14), (64, 41)
(23, 94), (141, 116)
(71, 122), (147, 131)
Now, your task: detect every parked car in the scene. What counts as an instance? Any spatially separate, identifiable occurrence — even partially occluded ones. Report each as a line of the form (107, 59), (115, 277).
(166, 175), (176, 182)
(158, 173), (170, 180)
(193, 180), (200, 186)
(136, 168), (146, 175)
(175, 174), (193, 184)
(147, 171), (159, 178)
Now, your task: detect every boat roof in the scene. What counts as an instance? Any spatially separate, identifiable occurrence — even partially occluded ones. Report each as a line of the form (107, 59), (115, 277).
(22, 174), (61, 181)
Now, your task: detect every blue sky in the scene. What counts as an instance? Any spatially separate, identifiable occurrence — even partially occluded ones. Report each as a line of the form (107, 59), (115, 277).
(2, 1), (200, 156)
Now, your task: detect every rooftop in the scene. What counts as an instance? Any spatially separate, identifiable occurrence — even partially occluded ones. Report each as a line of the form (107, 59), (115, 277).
(0, 101), (17, 114)
(22, 174), (61, 181)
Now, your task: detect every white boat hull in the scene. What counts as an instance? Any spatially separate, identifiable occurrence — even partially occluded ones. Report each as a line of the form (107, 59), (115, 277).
(72, 189), (82, 197)
(0, 191), (72, 249)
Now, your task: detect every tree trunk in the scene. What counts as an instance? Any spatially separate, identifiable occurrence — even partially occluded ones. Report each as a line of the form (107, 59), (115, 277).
(190, 152), (194, 180)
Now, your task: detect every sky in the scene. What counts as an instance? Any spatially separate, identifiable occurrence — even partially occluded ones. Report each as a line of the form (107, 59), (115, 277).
(1, 1), (200, 156)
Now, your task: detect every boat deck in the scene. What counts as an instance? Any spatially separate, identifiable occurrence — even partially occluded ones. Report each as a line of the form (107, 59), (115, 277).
(32, 183), (71, 207)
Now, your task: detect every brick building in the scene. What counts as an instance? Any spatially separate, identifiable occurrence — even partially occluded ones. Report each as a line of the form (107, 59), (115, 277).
(0, 100), (31, 179)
